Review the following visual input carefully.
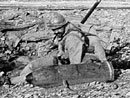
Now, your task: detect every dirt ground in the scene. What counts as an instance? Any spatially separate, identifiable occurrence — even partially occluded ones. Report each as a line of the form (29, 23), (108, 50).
(0, 4), (130, 98)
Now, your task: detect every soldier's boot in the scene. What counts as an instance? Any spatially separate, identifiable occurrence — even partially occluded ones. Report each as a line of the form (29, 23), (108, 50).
(10, 63), (33, 84)
(10, 75), (26, 84)
(20, 63), (32, 76)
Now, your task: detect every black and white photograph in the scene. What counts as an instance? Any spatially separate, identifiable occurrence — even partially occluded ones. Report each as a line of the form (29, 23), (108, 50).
(0, 0), (130, 97)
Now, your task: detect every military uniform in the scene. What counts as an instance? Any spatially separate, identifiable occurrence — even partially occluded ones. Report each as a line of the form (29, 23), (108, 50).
(11, 22), (108, 84)
(11, 12), (114, 84)
(57, 22), (107, 64)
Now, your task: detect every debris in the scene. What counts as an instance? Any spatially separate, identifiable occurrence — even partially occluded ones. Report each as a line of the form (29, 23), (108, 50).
(126, 92), (130, 97)
(0, 72), (4, 77)
(0, 5), (130, 98)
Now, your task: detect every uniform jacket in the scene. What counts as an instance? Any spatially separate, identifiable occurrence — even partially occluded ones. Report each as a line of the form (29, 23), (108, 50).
(57, 22), (107, 64)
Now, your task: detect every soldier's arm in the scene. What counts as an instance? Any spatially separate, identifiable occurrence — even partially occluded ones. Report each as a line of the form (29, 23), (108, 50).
(65, 34), (84, 64)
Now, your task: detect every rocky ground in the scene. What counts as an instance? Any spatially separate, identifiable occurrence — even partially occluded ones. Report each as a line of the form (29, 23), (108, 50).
(1, 69), (130, 98)
(0, 5), (130, 98)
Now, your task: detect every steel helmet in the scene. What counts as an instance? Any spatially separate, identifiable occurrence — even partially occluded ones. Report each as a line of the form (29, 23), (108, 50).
(47, 12), (67, 30)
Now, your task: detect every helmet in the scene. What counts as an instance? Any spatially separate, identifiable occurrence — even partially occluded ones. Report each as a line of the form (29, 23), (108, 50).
(47, 12), (67, 30)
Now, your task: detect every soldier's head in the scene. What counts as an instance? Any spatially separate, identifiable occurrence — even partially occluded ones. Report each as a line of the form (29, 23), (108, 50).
(47, 12), (68, 38)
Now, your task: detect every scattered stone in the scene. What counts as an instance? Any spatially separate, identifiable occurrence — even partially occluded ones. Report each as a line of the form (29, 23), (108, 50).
(33, 94), (39, 98)
(0, 71), (4, 77)
(110, 83), (119, 90)
(0, 6), (130, 98)
(24, 93), (33, 98)
(126, 92), (130, 97)
(72, 95), (80, 98)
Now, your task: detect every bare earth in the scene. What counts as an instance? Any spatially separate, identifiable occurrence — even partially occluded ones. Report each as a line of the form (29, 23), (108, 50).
(0, 1), (130, 98)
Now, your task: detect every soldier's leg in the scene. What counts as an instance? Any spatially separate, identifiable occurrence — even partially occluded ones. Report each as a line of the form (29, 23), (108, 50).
(21, 50), (58, 75)
(20, 63), (33, 76)
(10, 74), (27, 84)
(11, 62), (34, 84)
(19, 56), (55, 76)
(11, 51), (58, 84)
(11, 57), (55, 84)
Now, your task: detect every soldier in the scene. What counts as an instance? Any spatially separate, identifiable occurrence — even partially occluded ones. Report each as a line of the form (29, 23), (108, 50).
(10, 12), (114, 84)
